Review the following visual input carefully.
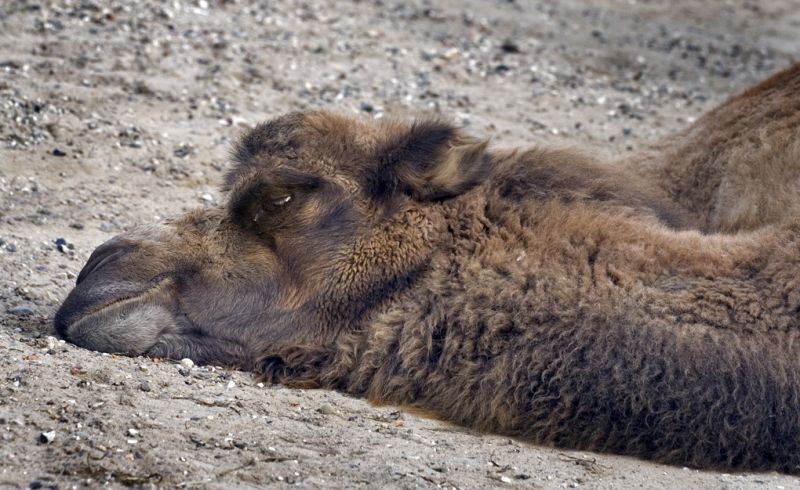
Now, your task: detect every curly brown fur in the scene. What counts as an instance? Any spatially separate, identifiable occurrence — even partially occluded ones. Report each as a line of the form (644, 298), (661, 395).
(55, 63), (800, 473)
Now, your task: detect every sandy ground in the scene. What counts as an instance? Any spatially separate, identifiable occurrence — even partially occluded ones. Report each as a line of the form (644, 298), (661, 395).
(1, 0), (799, 488)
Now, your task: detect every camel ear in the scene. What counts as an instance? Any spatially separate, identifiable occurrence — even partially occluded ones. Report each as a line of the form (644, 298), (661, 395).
(371, 119), (490, 201)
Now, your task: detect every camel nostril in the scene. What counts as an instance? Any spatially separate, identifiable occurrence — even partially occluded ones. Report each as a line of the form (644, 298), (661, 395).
(76, 240), (135, 285)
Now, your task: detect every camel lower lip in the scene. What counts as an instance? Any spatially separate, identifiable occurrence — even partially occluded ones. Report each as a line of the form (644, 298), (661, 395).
(58, 278), (177, 355)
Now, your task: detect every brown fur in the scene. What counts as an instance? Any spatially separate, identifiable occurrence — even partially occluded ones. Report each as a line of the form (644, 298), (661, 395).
(621, 63), (800, 232)
(56, 64), (800, 473)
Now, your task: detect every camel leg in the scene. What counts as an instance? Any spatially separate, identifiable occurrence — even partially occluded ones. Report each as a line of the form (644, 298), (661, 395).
(620, 63), (800, 233)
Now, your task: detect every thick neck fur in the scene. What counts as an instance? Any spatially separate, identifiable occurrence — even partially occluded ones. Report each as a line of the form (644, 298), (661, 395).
(318, 149), (800, 474)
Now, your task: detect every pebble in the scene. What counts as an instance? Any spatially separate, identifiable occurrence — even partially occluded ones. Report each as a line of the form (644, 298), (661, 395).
(139, 380), (152, 392)
(52, 148), (67, 157)
(8, 306), (34, 316)
(127, 428), (140, 437)
(500, 39), (521, 54)
(179, 358), (194, 369)
(44, 336), (57, 350)
(317, 404), (335, 415)
(38, 431), (55, 444)
(173, 144), (194, 158)
(54, 237), (75, 254)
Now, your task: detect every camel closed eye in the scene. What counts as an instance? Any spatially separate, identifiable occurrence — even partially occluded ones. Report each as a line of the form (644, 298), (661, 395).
(252, 193), (293, 223)
(231, 185), (310, 235)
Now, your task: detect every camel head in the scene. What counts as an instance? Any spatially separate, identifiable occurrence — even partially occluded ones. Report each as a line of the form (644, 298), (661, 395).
(54, 111), (490, 368)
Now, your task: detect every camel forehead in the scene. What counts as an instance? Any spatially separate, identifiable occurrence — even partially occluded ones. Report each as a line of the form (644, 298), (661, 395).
(226, 111), (401, 191)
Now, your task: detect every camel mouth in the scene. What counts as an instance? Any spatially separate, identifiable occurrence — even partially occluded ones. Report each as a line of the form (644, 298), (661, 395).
(55, 278), (179, 356)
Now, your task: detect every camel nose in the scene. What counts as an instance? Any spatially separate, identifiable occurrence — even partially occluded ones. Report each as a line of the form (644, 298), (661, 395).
(54, 237), (140, 338)
(76, 237), (136, 285)
(53, 234), (180, 354)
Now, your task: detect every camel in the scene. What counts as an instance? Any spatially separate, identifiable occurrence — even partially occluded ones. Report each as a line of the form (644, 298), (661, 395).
(55, 63), (800, 473)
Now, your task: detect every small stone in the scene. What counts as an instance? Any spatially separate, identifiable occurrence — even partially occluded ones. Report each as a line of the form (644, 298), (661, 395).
(54, 237), (74, 254)
(127, 428), (139, 437)
(500, 475), (512, 483)
(5, 243), (17, 252)
(226, 380), (235, 390)
(39, 431), (55, 444)
(45, 336), (57, 350)
(139, 380), (151, 392)
(173, 144), (193, 158)
(179, 358), (194, 369)
(500, 39), (521, 54)
(52, 148), (67, 157)
(317, 404), (335, 415)
(28, 480), (43, 489)
(191, 370), (212, 380)
(359, 102), (374, 113)
(9, 306), (33, 316)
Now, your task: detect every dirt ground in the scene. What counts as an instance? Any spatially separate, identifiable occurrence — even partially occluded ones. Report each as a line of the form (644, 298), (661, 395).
(1, 0), (799, 488)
